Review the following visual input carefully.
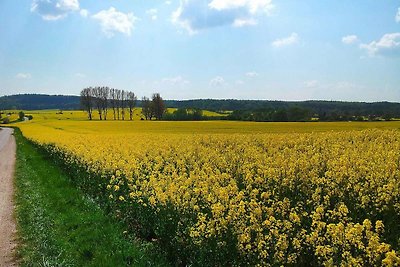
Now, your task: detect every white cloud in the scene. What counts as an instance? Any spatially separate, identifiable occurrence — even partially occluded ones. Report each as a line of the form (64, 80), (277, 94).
(272, 32), (299, 47)
(304, 80), (318, 88)
(31, 0), (80, 20)
(360, 32), (400, 57)
(210, 76), (226, 86)
(342, 35), (358, 45)
(172, 0), (273, 34)
(165, 1), (172, 5)
(92, 7), (137, 38)
(208, 0), (273, 14)
(146, 9), (158, 21)
(162, 76), (189, 85)
(245, 71), (259, 77)
(16, 73), (32, 79)
(396, 7), (400, 23)
(233, 18), (257, 27)
(58, 0), (79, 10)
(80, 9), (89, 18)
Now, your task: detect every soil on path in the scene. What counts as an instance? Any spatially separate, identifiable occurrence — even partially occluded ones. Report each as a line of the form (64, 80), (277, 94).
(0, 128), (17, 267)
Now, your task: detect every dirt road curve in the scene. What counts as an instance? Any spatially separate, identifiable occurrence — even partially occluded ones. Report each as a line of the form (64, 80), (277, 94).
(0, 128), (17, 267)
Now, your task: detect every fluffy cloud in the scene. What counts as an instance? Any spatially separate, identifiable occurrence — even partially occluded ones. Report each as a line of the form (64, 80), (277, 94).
(233, 18), (257, 27)
(396, 7), (400, 23)
(172, 0), (273, 34)
(80, 9), (89, 18)
(342, 35), (358, 45)
(208, 0), (273, 14)
(360, 33), (400, 57)
(92, 7), (137, 37)
(245, 71), (259, 77)
(146, 9), (158, 21)
(31, 0), (79, 20)
(271, 32), (298, 47)
(210, 76), (226, 86)
(16, 73), (32, 79)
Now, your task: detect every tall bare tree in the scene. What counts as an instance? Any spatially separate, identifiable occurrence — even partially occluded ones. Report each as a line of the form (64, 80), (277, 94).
(110, 88), (117, 120)
(116, 89), (122, 120)
(80, 87), (94, 120)
(152, 93), (166, 120)
(81, 87), (138, 121)
(101, 87), (109, 120)
(93, 87), (103, 120)
(127, 91), (137, 120)
(121, 90), (126, 120)
(142, 97), (154, 120)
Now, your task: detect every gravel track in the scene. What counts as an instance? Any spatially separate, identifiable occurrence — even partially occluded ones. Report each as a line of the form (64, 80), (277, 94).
(0, 128), (17, 267)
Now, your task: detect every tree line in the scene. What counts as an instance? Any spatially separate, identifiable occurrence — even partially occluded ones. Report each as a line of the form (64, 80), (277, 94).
(166, 99), (400, 120)
(163, 108), (205, 121)
(80, 87), (166, 120)
(3, 93), (398, 121)
(0, 94), (80, 110)
(226, 107), (395, 122)
(227, 107), (311, 122)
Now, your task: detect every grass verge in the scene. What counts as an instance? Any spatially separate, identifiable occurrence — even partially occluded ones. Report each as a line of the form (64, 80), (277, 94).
(13, 128), (168, 266)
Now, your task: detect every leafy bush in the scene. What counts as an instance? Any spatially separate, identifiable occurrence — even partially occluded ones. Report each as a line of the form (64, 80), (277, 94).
(19, 111), (25, 121)
(2, 117), (10, 124)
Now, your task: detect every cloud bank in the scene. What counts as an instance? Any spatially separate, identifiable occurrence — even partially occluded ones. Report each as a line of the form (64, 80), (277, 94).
(272, 33), (299, 47)
(172, 0), (273, 34)
(31, 0), (80, 20)
(360, 33), (400, 57)
(342, 35), (358, 45)
(92, 7), (137, 37)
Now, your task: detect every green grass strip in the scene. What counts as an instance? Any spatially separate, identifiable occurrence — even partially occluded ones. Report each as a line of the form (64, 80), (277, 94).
(13, 128), (168, 266)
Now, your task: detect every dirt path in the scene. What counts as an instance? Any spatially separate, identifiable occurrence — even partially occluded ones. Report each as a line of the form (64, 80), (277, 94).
(0, 128), (17, 267)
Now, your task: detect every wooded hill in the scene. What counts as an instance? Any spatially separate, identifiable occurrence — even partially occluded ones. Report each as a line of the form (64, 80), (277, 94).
(0, 94), (81, 110)
(1, 94), (399, 119)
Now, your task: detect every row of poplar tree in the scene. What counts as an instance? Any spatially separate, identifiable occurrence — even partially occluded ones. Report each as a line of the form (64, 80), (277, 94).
(80, 87), (165, 121)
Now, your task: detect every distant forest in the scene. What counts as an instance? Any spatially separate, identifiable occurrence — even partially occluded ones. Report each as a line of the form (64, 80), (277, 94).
(0, 94), (81, 110)
(1, 94), (400, 121)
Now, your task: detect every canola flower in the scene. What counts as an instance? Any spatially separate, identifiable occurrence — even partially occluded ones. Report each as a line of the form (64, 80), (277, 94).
(17, 121), (400, 266)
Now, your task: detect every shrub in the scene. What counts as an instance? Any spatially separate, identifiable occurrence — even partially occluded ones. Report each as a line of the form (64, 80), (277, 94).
(19, 111), (25, 121)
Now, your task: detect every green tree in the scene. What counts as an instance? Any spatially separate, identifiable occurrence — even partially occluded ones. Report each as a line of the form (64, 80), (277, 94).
(19, 111), (25, 121)
(141, 97), (154, 120)
(127, 91), (137, 121)
(272, 109), (288, 122)
(152, 93), (165, 120)
(80, 88), (94, 120)
(382, 113), (392, 121)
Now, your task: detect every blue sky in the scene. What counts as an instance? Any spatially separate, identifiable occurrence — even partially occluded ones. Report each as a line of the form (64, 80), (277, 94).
(0, 0), (399, 101)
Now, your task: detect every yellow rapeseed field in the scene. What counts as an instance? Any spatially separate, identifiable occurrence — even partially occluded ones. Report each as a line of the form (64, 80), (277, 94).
(11, 108), (226, 122)
(16, 117), (400, 266)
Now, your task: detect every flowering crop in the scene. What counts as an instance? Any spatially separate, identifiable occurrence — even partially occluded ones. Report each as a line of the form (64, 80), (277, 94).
(17, 120), (400, 266)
